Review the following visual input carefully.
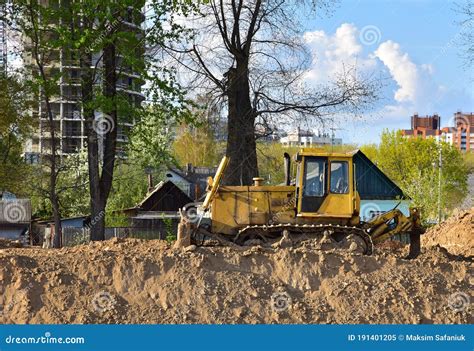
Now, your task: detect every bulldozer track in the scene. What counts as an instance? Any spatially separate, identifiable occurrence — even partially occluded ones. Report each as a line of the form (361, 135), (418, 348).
(235, 223), (374, 255)
(193, 223), (373, 255)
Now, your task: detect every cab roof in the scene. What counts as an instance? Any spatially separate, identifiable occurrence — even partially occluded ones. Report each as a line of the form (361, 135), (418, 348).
(296, 148), (358, 158)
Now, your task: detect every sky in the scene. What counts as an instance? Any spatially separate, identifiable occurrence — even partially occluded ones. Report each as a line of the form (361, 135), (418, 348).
(299, 0), (474, 145)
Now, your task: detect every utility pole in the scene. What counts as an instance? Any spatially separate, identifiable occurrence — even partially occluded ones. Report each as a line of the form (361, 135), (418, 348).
(437, 139), (443, 223)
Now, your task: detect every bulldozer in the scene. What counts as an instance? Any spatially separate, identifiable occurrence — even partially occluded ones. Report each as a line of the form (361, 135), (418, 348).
(177, 149), (424, 258)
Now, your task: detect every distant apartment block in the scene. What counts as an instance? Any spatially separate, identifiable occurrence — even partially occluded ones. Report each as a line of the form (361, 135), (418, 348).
(280, 127), (342, 147)
(441, 112), (474, 152)
(401, 113), (442, 138)
(24, 4), (145, 163)
(402, 112), (474, 152)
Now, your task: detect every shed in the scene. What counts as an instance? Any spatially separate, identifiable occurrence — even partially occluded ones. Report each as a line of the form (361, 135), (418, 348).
(61, 216), (90, 228)
(116, 181), (194, 239)
(137, 181), (193, 212)
(164, 164), (217, 200)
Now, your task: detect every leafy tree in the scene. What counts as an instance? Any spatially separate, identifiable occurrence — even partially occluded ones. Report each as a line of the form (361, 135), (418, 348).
(105, 162), (149, 214)
(128, 107), (176, 170)
(171, 93), (226, 168)
(0, 75), (33, 194)
(29, 150), (89, 219)
(172, 125), (224, 168)
(50, 0), (193, 240)
(257, 142), (359, 185)
(361, 130), (468, 221)
(5, 0), (69, 246)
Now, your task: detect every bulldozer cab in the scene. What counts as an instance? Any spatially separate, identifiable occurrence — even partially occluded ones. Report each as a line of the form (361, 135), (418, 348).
(295, 149), (357, 220)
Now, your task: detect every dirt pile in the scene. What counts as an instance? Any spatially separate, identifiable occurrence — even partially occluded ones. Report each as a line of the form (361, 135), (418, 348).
(0, 237), (472, 324)
(422, 208), (474, 256)
(0, 239), (23, 249)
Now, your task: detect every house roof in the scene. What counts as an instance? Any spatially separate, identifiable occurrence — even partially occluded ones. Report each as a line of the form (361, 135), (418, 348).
(137, 180), (193, 211)
(167, 166), (216, 185)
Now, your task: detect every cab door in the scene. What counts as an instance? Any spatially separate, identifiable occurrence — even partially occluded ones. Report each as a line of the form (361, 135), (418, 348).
(298, 156), (328, 213)
(325, 159), (353, 216)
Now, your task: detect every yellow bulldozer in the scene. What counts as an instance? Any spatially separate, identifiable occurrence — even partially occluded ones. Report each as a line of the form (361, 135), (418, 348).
(177, 149), (424, 258)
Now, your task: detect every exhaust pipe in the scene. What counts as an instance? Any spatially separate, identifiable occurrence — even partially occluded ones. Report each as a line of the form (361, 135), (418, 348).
(284, 153), (291, 186)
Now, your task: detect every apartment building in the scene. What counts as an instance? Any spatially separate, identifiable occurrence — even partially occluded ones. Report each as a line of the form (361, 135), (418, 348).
(402, 112), (474, 152)
(441, 112), (474, 152)
(401, 113), (442, 139)
(24, 3), (145, 163)
(280, 127), (342, 147)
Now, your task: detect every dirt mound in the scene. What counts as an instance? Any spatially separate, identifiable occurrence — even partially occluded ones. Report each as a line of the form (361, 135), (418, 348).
(0, 237), (471, 324)
(0, 239), (23, 249)
(422, 208), (474, 256)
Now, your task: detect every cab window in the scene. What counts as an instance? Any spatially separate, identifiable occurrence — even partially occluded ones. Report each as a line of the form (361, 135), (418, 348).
(303, 159), (325, 197)
(330, 161), (349, 194)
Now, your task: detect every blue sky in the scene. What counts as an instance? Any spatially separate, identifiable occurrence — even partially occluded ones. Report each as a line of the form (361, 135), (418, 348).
(300, 0), (474, 145)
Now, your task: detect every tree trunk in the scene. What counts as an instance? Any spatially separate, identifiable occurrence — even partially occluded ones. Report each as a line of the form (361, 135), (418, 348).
(82, 42), (117, 241)
(34, 48), (62, 248)
(223, 61), (258, 185)
(81, 51), (103, 241)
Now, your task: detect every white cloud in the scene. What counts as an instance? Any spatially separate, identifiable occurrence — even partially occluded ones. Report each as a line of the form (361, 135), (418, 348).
(303, 23), (377, 83)
(301, 24), (459, 144)
(374, 40), (422, 103)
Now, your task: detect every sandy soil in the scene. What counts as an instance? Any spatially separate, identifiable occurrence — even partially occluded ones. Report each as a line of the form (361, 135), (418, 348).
(0, 222), (472, 324)
(422, 208), (474, 256)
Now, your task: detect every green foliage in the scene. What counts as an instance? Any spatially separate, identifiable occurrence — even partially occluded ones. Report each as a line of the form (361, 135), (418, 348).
(163, 216), (175, 243)
(463, 152), (474, 173)
(172, 126), (225, 168)
(360, 130), (469, 221)
(105, 161), (150, 213)
(128, 106), (176, 169)
(257, 143), (296, 184)
(28, 150), (89, 219)
(105, 211), (130, 227)
(256, 143), (360, 185)
(0, 75), (33, 195)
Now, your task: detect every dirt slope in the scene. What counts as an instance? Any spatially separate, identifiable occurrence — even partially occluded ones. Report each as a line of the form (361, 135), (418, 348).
(0, 236), (472, 324)
(422, 208), (474, 256)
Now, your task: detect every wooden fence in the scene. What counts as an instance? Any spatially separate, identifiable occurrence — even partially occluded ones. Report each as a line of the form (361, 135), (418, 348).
(61, 226), (168, 247)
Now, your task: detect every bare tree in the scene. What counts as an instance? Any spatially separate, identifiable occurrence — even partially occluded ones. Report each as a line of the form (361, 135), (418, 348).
(455, 0), (474, 66)
(162, 0), (379, 185)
